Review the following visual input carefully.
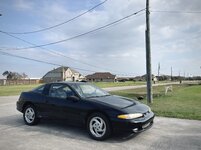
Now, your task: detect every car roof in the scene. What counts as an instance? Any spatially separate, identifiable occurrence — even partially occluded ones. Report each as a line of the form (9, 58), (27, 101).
(48, 81), (88, 86)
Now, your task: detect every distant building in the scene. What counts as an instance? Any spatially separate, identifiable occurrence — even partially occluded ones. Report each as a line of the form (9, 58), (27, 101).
(116, 77), (135, 82)
(156, 75), (171, 81)
(42, 67), (85, 83)
(134, 74), (157, 82)
(86, 72), (116, 82)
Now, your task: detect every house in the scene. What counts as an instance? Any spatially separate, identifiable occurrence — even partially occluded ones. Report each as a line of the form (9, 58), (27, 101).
(42, 67), (85, 83)
(156, 75), (171, 81)
(86, 72), (116, 82)
(116, 77), (135, 82)
(134, 74), (157, 82)
(134, 76), (144, 81)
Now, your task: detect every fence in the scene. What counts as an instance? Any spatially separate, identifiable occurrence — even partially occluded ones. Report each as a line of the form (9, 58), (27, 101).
(0, 79), (41, 86)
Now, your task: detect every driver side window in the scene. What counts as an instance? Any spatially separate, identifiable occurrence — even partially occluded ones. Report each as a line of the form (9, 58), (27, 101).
(49, 84), (75, 99)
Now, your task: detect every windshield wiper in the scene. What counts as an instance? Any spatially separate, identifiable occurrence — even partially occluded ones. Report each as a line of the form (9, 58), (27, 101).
(87, 96), (99, 98)
(99, 94), (110, 97)
(87, 94), (110, 98)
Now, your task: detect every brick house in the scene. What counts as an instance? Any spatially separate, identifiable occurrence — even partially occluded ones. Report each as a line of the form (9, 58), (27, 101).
(86, 72), (116, 82)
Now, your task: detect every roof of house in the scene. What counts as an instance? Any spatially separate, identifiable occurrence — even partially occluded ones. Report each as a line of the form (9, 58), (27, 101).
(86, 72), (116, 79)
(42, 66), (79, 78)
(56, 66), (79, 74)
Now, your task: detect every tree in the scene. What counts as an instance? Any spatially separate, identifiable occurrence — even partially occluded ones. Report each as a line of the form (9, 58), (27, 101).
(2, 71), (13, 79)
(2, 71), (28, 79)
(21, 73), (28, 79)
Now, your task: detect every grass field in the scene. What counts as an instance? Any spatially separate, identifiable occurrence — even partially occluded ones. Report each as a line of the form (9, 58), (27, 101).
(110, 84), (201, 120)
(0, 84), (41, 96)
(93, 81), (145, 88)
(0, 81), (145, 96)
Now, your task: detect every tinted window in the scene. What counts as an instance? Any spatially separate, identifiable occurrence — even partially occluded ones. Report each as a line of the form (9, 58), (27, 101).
(32, 85), (45, 94)
(49, 84), (75, 99)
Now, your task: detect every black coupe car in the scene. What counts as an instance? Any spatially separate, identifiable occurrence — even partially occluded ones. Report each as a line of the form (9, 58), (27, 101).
(17, 82), (154, 140)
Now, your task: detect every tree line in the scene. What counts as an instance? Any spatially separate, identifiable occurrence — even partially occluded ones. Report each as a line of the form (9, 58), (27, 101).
(2, 71), (28, 80)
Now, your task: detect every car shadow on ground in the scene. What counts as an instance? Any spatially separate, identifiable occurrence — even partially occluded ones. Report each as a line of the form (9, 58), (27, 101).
(38, 119), (140, 143)
(1, 115), (140, 143)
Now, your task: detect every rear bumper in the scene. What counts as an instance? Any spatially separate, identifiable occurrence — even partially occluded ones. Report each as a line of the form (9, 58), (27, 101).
(112, 112), (155, 133)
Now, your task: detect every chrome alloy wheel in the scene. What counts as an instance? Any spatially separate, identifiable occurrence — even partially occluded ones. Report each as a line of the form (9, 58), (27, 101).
(89, 117), (106, 138)
(24, 107), (35, 124)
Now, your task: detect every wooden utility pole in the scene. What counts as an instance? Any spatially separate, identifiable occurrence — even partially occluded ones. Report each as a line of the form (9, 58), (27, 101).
(145, 0), (153, 103)
(171, 66), (173, 81)
(158, 62), (160, 79)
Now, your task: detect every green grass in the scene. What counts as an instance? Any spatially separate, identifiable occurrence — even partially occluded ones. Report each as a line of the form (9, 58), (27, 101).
(110, 84), (201, 120)
(93, 81), (145, 88)
(0, 81), (145, 96)
(0, 84), (42, 96)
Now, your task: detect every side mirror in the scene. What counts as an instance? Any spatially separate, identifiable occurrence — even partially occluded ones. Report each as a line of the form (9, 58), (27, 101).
(68, 96), (80, 102)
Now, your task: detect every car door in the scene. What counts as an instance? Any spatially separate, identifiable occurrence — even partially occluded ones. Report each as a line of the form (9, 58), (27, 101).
(42, 83), (67, 118)
(30, 84), (49, 117)
(59, 92), (86, 124)
(57, 85), (87, 124)
(45, 83), (85, 123)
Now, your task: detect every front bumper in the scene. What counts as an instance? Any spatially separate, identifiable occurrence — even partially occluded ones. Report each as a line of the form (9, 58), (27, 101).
(16, 100), (24, 113)
(112, 111), (155, 133)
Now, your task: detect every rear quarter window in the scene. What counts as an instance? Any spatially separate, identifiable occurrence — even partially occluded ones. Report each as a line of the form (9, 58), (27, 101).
(32, 85), (45, 94)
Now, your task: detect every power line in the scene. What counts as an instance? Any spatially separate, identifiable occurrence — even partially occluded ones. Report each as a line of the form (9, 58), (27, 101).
(0, 51), (96, 73)
(0, 30), (132, 76)
(0, 8), (145, 50)
(0, 0), (108, 34)
(0, 51), (62, 67)
(0, 31), (103, 67)
(0, 51), (135, 76)
(89, 12), (145, 33)
(151, 10), (201, 14)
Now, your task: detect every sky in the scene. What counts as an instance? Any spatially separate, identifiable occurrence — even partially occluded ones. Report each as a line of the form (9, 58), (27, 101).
(0, 0), (201, 79)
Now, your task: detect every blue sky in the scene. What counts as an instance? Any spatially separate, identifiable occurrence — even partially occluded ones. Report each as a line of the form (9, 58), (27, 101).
(0, 0), (201, 78)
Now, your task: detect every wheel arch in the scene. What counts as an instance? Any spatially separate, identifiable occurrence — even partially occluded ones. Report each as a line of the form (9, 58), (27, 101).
(22, 102), (35, 112)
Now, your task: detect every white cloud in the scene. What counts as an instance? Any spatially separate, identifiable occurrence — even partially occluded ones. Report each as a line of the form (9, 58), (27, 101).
(35, 0), (201, 76)
(14, 0), (34, 10)
(1, 0), (201, 77)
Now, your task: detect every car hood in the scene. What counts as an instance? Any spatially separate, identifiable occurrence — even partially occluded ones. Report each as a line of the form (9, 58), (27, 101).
(89, 95), (149, 113)
(122, 103), (149, 113)
(89, 95), (137, 109)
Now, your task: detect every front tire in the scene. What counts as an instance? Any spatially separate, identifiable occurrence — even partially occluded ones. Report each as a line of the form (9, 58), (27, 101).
(87, 113), (111, 141)
(23, 105), (39, 125)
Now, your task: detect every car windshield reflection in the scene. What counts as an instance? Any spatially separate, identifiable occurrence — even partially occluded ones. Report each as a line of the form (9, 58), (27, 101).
(71, 83), (110, 98)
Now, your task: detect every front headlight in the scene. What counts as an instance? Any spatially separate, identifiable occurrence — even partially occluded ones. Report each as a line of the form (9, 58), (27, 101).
(117, 113), (143, 119)
(148, 107), (151, 112)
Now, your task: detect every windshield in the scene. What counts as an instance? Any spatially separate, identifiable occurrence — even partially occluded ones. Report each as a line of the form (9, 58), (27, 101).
(71, 83), (110, 98)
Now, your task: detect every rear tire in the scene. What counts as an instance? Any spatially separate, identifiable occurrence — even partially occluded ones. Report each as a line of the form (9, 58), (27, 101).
(87, 113), (111, 141)
(23, 105), (39, 125)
